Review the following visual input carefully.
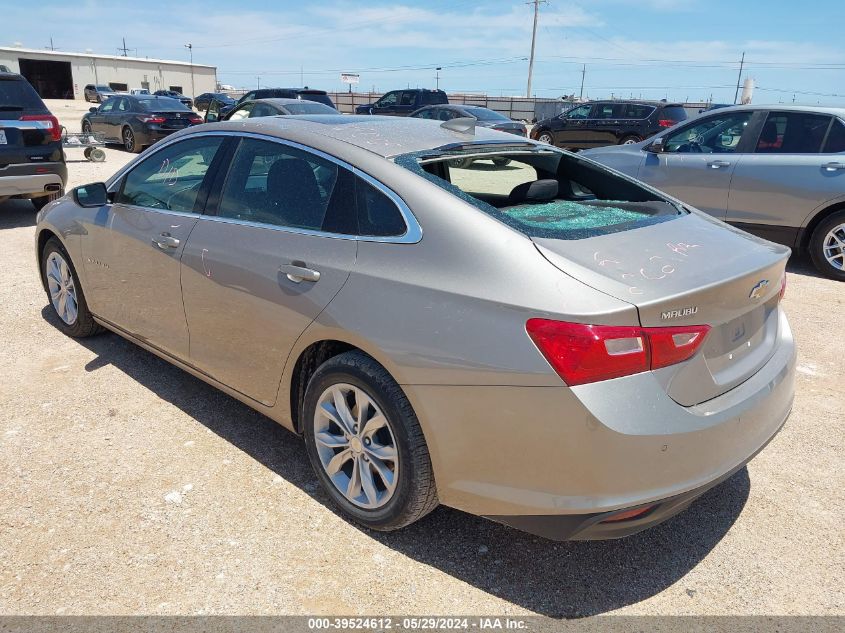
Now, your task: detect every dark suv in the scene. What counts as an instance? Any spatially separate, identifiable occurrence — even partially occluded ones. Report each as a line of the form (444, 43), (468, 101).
(531, 100), (688, 150)
(355, 89), (448, 116)
(236, 88), (335, 109)
(0, 72), (66, 210)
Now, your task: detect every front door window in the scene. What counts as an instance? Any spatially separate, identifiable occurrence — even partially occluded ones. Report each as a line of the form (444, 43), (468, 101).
(664, 112), (753, 153)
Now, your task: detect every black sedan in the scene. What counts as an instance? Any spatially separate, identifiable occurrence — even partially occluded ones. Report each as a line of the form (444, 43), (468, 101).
(81, 95), (203, 153)
(205, 97), (337, 122)
(153, 90), (193, 109)
(194, 92), (235, 112)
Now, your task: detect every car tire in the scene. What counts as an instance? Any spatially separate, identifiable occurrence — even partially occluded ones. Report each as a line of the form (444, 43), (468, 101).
(122, 126), (141, 153)
(809, 210), (845, 281)
(31, 189), (64, 212)
(303, 351), (438, 532)
(619, 135), (642, 145)
(81, 121), (92, 134)
(40, 237), (103, 338)
(537, 131), (554, 144)
(492, 157), (512, 167)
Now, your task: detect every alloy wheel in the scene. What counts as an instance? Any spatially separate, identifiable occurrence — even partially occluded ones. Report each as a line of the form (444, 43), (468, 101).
(45, 251), (78, 325)
(313, 383), (399, 509)
(822, 223), (845, 270)
(538, 132), (553, 144)
(123, 128), (135, 152)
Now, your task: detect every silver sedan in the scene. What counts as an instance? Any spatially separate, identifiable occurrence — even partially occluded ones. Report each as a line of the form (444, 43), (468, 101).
(582, 105), (845, 280)
(34, 115), (795, 540)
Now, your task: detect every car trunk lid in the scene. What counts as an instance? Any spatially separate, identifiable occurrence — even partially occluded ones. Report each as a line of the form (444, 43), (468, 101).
(534, 212), (789, 405)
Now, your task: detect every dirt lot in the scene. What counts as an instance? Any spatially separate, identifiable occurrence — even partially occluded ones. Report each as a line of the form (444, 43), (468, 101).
(0, 101), (842, 617)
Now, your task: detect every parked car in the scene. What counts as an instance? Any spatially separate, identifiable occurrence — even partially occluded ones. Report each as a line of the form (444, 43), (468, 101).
(581, 105), (845, 280)
(84, 84), (116, 103)
(356, 89), (448, 116)
(531, 100), (688, 150)
(0, 65), (11, 73)
(36, 115), (795, 540)
(153, 90), (193, 109)
(207, 97), (337, 122)
(411, 104), (527, 167)
(0, 71), (66, 210)
(195, 92), (235, 112)
(235, 88), (334, 109)
(81, 94), (203, 153)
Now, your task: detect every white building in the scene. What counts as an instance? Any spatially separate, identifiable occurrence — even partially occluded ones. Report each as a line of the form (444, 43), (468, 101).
(0, 46), (216, 99)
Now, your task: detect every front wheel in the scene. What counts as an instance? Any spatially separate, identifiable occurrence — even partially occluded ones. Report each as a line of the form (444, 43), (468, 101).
(809, 211), (845, 281)
(122, 126), (141, 153)
(41, 238), (103, 337)
(81, 120), (92, 134)
(303, 351), (438, 531)
(619, 135), (642, 145)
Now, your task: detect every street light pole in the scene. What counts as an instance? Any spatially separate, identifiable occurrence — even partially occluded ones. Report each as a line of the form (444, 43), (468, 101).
(185, 43), (194, 100)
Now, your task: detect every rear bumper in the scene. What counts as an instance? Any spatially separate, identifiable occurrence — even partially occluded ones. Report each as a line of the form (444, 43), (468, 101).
(0, 163), (67, 197)
(404, 309), (795, 539)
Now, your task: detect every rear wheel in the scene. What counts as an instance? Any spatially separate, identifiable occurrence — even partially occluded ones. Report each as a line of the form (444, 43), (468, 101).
(492, 157), (512, 167)
(809, 211), (845, 281)
(81, 120), (92, 134)
(40, 238), (103, 337)
(122, 126), (141, 153)
(537, 131), (554, 144)
(303, 351), (438, 531)
(619, 134), (642, 145)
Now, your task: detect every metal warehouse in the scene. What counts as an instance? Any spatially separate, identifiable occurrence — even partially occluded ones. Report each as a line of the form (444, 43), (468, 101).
(0, 46), (216, 100)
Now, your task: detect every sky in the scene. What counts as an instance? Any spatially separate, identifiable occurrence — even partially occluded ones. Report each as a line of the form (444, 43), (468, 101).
(4, 0), (845, 105)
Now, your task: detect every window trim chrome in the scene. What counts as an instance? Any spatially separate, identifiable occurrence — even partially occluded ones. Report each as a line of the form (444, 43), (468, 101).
(106, 129), (422, 244)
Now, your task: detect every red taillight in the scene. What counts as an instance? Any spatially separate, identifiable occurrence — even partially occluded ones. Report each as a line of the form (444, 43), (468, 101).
(526, 319), (710, 386)
(658, 119), (676, 128)
(20, 114), (61, 141)
(779, 273), (787, 302)
(647, 325), (710, 370)
(138, 115), (166, 124)
(188, 115), (203, 124)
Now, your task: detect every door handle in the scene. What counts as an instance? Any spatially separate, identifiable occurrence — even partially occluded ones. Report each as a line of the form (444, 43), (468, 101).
(707, 160), (731, 169)
(823, 162), (845, 172)
(151, 233), (180, 249)
(280, 262), (321, 283)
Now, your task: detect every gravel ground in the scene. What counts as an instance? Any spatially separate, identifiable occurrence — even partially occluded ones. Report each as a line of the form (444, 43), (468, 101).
(0, 100), (842, 617)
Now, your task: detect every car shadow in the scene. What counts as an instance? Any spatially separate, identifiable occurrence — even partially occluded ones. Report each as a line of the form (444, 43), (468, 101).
(0, 199), (37, 229)
(785, 252), (826, 280)
(40, 306), (749, 618)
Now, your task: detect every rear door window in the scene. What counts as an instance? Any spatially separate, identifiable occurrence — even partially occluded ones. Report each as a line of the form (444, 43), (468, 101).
(664, 111), (753, 153)
(756, 112), (831, 153)
(823, 119), (845, 153)
(399, 91), (415, 106)
(217, 138), (344, 231)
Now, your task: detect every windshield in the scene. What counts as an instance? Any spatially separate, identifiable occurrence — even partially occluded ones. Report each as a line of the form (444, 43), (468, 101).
(395, 147), (683, 240)
(463, 107), (509, 122)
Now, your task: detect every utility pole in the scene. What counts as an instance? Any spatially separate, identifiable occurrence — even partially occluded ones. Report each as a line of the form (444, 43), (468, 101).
(579, 64), (585, 100)
(185, 44), (194, 98)
(46, 37), (56, 51)
(733, 51), (745, 104)
(526, 0), (545, 97)
(300, 65), (304, 87)
(118, 37), (130, 57)
(435, 67), (442, 89)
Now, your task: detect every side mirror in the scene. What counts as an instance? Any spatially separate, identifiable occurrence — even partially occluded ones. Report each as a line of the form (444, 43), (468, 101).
(73, 182), (109, 208)
(89, 107), (98, 113)
(647, 137), (666, 153)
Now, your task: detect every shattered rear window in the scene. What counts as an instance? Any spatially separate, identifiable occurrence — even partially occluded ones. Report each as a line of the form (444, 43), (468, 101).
(395, 148), (683, 240)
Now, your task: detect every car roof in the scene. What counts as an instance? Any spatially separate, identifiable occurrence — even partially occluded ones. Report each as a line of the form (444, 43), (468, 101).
(693, 103), (845, 117)
(250, 98), (319, 106)
(203, 115), (531, 158)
